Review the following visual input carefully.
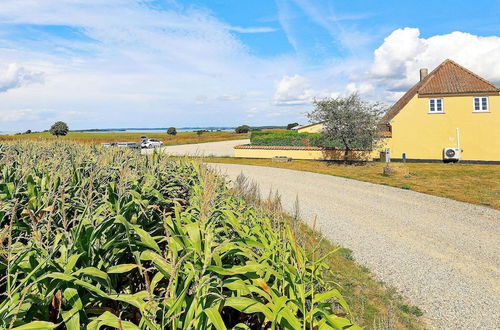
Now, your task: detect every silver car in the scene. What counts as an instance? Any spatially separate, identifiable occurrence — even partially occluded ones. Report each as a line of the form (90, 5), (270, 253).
(141, 138), (164, 149)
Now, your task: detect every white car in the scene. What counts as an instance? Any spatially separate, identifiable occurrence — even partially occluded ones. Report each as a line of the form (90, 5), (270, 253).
(141, 138), (164, 149)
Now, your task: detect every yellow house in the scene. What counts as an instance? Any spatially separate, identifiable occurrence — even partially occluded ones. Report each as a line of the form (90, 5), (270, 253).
(297, 122), (324, 133)
(382, 59), (500, 162)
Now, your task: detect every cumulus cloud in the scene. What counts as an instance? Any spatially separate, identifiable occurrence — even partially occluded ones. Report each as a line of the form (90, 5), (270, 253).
(273, 75), (316, 105)
(370, 28), (500, 91)
(346, 82), (374, 94)
(0, 64), (44, 93)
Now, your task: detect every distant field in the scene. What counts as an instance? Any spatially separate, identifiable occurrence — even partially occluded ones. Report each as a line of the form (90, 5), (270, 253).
(205, 158), (500, 209)
(0, 131), (248, 145)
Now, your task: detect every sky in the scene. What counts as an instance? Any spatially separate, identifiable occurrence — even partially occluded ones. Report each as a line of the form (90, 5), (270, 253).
(0, 0), (499, 131)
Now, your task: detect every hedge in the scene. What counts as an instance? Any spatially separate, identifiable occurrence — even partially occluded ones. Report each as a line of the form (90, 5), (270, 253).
(250, 131), (343, 148)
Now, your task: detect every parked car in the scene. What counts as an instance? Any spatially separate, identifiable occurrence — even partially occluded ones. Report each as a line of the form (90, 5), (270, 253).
(141, 138), (164, 149)
(102, 142), (139, 149)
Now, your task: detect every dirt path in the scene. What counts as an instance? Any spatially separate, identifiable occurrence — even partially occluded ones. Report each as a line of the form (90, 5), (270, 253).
(211, 163), (500, 329)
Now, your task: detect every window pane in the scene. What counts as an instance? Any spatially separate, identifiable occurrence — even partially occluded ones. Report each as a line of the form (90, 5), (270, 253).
(474, 98), (480, 111)
(482, 97), (488, 110)
(436, 99), (442, 111)
(429, 99), (435, 111)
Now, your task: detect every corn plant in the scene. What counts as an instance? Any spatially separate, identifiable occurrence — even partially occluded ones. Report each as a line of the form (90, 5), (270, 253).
(0, 141), (360, 329)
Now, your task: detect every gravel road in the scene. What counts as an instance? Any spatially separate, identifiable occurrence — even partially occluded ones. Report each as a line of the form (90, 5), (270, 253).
(142, 139), (249, 157)
(211, 163), (500, 329)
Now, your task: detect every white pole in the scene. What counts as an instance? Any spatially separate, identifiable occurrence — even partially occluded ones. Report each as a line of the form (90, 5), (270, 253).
(456, 128), (460, 150)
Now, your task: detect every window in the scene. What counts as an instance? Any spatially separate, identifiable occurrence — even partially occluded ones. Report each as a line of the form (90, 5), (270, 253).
(473, 97), (489, 112)
(429, 98), (443, 113)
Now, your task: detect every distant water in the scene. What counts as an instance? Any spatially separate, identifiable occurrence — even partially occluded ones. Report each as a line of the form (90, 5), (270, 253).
(0, 127), (236, 135)
(74, 127), (236, 133)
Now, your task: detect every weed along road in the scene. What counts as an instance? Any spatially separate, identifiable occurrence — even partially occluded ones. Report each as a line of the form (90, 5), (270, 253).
(211, 163), (500, 329)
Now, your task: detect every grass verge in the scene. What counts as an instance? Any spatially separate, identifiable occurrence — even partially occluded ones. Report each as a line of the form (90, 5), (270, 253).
(232, 174), (426, 329)
(205, 157), (500, 209)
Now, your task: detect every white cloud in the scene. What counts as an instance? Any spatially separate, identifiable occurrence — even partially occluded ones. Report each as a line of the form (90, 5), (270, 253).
(0, 109), (81, 123)
(0, 63), (44, 92)
(228, 26), (278, 34)
(346, 82), (374, 94)
(370, 28), (500, 90)
(273, 75), (315, 105)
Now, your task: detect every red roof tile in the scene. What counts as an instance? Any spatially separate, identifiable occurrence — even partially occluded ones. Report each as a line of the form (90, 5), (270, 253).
(382, 59), (500, 123)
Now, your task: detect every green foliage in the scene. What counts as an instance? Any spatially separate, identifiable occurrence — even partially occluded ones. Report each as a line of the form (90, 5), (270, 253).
(0, 141), (360, 329)
(235, 125), (250, 134)
(49, 121), (69, 137)
(308, 94), (387, 155)
(286, 122), (299, 130)
(250, 130), (343, 148)
(167, 127), (177, 136)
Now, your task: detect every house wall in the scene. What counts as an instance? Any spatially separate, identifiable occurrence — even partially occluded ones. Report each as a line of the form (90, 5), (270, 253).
(384, 93), (500, 161)
(297, 123), (324, 133)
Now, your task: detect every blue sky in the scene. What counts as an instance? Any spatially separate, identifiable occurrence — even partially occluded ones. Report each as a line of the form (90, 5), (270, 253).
(0, 0), (499, 131)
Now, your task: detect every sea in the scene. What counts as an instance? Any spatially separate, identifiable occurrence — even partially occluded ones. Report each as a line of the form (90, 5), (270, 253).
(0, 127), (237, 135)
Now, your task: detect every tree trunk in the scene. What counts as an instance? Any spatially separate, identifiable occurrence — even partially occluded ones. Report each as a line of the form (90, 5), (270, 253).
(341, 138), (349, 164)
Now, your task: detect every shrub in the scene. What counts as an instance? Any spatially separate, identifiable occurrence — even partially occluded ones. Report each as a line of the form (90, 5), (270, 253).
(235, 125), (250, 133)
(49, 121), (69, 137)
(286, 122), (299, 130)
(250, 130), (343, 148)
(167, 127), (177, 135)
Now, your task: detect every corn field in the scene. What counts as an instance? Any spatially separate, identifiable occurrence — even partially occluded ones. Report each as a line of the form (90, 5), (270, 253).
(0, 142), (360, 329)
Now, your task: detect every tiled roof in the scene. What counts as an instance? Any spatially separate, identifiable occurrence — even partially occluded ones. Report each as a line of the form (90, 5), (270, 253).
(418, 59), (499, 95)
(382, 59), (500, 123)
(234, 144), (369, 151)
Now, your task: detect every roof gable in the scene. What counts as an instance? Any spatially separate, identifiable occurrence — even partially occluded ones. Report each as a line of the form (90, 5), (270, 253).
(418, 59), (499, 95)
(382, 59), (500, 123)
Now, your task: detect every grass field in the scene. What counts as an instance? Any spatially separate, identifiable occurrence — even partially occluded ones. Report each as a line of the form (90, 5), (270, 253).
(205, 158), (500, 209)
(0, 131), (248, 145)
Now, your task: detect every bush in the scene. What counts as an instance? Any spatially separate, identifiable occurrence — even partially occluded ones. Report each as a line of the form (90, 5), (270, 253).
(235, 125), (250, 133)
(49, 121), (69, 137)
(167, 127), (177, 135)
(286, 122), (299, 130)
(250, 131), (342, 148)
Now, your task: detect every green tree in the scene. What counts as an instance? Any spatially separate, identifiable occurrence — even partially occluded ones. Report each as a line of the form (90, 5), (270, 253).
(307, 93), (387, 162)
(167, 127), (177, 136)
(49, 121), (69, 138)
(235, 125), (250, 134)
(286, 122), (299, 130)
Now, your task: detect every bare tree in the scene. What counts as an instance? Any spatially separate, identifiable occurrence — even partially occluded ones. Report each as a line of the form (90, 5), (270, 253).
(307, 93), (387, 162)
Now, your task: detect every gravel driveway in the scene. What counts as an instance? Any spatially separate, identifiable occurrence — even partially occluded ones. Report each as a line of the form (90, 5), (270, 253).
(211, 163), (500, 329)
(142, 139), (249, 157)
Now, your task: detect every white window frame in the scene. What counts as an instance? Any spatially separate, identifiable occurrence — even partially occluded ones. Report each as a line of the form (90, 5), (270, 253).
(473, 97), (489, 112)
(428, 98), (444, 113)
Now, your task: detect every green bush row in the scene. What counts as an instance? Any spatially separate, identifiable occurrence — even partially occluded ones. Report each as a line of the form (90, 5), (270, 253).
(250, 130), (343, 148)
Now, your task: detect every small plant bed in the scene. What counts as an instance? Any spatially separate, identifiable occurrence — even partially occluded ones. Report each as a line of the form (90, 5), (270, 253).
(0, 142), (362, 329)
(204, 157), (500, 209)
